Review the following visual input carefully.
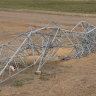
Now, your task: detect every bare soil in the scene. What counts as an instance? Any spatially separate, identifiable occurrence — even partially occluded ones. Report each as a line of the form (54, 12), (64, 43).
(0, 11), (96, 96)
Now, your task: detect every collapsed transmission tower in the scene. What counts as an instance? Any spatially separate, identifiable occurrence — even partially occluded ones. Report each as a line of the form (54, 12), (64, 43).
(0, 21), (96, 83)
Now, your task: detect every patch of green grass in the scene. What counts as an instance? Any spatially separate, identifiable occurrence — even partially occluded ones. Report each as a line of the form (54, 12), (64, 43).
(11, 80), (24, 87)
(0, 89), (2, 92)
(0, 0), (96, 14)
(39, 73), (56, 81)
(23, 77), (34, 82)
(11, 77), (34, 87)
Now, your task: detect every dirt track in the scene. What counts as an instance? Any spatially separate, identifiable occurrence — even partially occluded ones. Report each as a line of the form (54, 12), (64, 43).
(0, 11), (96, 96)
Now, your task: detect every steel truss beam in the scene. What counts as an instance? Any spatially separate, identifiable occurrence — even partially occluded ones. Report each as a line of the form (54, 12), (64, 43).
(0, 21), (96, 83)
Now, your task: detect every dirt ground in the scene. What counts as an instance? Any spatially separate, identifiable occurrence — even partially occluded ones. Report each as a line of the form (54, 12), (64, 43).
(0, 11), (96, 96)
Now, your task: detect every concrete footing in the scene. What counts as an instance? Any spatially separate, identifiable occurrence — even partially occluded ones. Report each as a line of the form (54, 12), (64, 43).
(35, 70), (41, 75)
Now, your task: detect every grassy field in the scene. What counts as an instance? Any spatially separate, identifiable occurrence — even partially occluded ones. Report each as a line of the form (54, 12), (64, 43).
(0, 0), (96, 14)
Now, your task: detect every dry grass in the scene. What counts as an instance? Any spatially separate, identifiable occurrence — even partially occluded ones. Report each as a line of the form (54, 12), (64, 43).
(0, 11), (96, 96)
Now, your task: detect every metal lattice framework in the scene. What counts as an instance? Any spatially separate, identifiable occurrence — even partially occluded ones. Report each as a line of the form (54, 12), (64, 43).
(0, 21), (96, 83)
